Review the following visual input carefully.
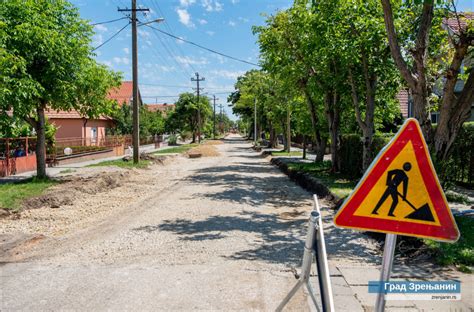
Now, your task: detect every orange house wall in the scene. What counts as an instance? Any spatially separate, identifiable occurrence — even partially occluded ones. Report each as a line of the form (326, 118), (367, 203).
(50, 118), (114, 140)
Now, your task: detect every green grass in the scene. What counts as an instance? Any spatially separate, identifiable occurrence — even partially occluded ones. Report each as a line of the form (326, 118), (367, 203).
(272, 151), (303, 156)
(153, 143), (198, 155)
(0, 177), (56, 211)
(287, 161), (357, 198)
(87, 159), (151, 169)
(424, 216), (474, 272)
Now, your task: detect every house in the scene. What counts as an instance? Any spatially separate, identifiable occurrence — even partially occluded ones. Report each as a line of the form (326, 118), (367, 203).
(145, 103), (175, 116)
(46, 81), (141, 142)
(397, 13), (474, 122)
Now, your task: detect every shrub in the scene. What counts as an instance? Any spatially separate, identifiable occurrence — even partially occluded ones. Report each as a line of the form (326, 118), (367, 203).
(168, 134), (178, 146)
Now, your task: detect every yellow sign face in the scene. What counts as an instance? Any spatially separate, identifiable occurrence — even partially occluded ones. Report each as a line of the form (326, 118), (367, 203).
(353, 141), (440, 226)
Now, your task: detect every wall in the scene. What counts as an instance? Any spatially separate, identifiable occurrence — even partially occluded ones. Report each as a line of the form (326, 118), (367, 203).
(50, 119), (83, 139)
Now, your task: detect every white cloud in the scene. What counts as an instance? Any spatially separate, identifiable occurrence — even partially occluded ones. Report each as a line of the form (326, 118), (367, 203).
(206, 31), (215, 36)
(160, 65), (175, 72)
(92, 34), (103, 47)
(179, 0), (196, 7)
(202, 0), (223, 12)
(113, 57), (130, 65)
(238, 16), (249, 23)
(123, 47), (129, 54)
(138, 29), (151, 38)
(94, 24), (108, 33)
(176, 36), (185, 44)
(198, 19), (208, 25)
(176, 8), (195, 28)
(228, 20), (236, 27)
(100, 60), (113, 67)
(210, 69), (244, 80)
(231, 0), (239, 4)
(175, 56), (208, 66)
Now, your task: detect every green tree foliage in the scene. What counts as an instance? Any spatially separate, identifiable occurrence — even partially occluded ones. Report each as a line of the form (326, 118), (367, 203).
(165, 92), (212, 143)
(109, 104), (165, 136)
(0, 0), (121, 178)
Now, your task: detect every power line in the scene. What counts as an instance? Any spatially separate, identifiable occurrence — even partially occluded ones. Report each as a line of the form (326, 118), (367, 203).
(92, 22), (130, 51)
(144, 24), (260, 67)
(91, 17), (129, 26)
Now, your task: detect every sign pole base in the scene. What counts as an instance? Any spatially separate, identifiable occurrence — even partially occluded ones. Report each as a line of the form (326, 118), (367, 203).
(276, 196), (334, 312)
(375, 233), (397, 312)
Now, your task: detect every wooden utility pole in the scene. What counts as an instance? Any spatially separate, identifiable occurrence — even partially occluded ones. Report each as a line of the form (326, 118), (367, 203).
(254, 98), (257, 145)
(119, 1), (149, 164)
(191, 72), (205, 143)
(213, 95), (219, 139)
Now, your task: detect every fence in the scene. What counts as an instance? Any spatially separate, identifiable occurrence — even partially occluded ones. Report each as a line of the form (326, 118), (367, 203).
(0, 137), (37, 177)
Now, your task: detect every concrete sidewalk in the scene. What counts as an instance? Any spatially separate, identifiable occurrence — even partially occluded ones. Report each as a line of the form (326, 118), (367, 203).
(0, 143), (176, 184)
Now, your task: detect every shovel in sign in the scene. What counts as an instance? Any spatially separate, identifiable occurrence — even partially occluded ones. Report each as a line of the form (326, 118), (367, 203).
(397, 192), (435, 222)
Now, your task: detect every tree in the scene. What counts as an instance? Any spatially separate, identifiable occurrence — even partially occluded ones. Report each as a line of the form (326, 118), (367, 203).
(381, 0), (474, 160)
(0, 0), (121, 178)
(167, 92), (212, 142)
(342, 0), (401, 171)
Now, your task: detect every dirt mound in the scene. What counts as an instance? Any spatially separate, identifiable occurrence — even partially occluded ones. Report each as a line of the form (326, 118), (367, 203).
(22, 171), (130, 210)
(203, 140), (223, 145)
(23, 193), (73, 209)
(187, 145), (220, 157)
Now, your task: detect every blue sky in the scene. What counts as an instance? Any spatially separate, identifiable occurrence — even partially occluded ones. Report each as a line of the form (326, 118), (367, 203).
(71, 0), (293, 119)
(71, 0), (472, 119)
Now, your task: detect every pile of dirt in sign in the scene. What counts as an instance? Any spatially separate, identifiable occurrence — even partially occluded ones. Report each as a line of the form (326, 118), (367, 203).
(186, 145), (220, 158)
(23, 171), (130, 210)
(203, 140), (223, 145)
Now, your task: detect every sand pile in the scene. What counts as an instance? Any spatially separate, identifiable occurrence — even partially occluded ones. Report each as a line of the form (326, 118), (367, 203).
(203, 140), (223, 145)
(186, 145), (220, 158)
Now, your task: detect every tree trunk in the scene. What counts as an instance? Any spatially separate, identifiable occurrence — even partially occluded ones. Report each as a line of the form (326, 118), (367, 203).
(286, 105), (291, 153)
(434, 71), (474, 160)
(303, 136), (307, 160)
(35, 105), (47, 179)
(315, 130), (326, 162)
(325, 91), (341, 172)
(412, 88), (433, 142)
(192, 131), (196, 143)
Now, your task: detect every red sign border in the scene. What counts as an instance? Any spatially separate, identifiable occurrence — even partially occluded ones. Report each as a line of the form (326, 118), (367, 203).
(334, 118), (459, 242)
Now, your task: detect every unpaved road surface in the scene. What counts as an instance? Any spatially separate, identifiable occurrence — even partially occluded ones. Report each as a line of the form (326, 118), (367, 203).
(0, 135), (379, 311)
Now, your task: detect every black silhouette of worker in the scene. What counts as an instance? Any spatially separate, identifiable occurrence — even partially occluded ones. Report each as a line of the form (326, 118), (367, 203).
(372, 162), (412, 217)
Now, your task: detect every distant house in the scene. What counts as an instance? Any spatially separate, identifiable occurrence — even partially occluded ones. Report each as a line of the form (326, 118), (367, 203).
(397, 13), (474, 122)
(46, 81), (142, 142)
(145, 103), (175, 116)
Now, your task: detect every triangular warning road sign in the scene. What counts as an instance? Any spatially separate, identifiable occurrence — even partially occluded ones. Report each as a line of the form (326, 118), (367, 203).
(334, 118), (459, 242)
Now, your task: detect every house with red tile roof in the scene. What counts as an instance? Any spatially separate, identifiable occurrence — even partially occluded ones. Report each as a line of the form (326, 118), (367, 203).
(145, 103), (175, 116)
(46, 81), (142, 142)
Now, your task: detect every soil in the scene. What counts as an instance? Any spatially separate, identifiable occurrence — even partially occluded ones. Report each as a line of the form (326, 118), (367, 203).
(187, 145), (220, 157)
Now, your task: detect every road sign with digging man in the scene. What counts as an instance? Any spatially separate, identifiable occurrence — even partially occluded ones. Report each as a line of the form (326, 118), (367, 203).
(334, 118), (459, 241)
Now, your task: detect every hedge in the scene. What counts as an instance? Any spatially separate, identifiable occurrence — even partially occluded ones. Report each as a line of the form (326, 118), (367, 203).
(339, 122), (474, 186)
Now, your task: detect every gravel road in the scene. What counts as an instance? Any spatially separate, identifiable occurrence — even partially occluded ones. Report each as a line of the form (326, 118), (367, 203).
(0, 135), (379, 311)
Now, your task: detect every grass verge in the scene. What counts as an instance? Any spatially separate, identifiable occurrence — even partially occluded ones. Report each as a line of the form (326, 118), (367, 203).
(0, 177), (56, 211)
(423, 216), (474, 272)
(87, 159), (151, 169)
(153, 143), (198, 155)
(286, 161), (356, 198)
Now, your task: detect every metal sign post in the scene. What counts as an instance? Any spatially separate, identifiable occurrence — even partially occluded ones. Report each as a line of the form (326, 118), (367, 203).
(375, 233), (397, 312)
(313, 195), (335, 312)
(276, 195), (334, 312)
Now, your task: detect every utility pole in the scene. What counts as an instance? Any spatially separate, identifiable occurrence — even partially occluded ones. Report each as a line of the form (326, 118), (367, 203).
(254, 98), (257, 146)
(218, 103), (224, 134)
(213, 95), (219, 139)
(118, 1), (149, 164)
(191, 72), (205, 143)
